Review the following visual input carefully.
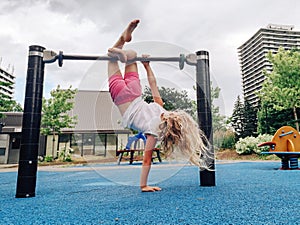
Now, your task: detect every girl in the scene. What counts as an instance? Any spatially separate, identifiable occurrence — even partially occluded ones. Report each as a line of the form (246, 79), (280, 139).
(107, 20), (211, 192)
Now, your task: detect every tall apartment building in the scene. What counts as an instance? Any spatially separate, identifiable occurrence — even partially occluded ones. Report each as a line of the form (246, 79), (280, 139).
(238, 24), (300, 107)
(0, 65), (15, 99)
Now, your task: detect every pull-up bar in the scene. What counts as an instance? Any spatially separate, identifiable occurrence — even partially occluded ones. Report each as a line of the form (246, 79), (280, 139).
(43, 50), (187, 70)
(16, 45), (215, 198)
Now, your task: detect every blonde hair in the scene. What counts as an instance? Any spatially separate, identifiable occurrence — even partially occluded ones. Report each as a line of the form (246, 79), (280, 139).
(158, 110), (213, 170)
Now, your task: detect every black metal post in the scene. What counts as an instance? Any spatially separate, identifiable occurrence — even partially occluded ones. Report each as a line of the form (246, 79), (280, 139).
(16, 45), (45, 198)
(196, 50), (216, 186)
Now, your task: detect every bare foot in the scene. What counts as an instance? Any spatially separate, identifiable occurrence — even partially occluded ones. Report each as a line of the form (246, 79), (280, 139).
(108, 48), (137, 62)
(141, 186), (162, 192)
(122, 19), (140, 42)
(108, 47), (127, 63)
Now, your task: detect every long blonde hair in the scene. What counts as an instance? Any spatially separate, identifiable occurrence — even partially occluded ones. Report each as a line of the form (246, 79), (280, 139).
(158, 110), (213, 170)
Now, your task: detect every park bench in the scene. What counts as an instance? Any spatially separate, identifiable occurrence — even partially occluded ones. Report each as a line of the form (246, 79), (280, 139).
(116, 132), (162, 165)
(258, 126), (300, 170)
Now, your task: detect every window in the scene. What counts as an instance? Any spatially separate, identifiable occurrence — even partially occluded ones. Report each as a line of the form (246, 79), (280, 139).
(68, 132), (126, 156)
(0, 148), (5, 156)
(106, 134), (117, 151)
(71, 133), (83, 154)
(58, 134), (70, 143)
(58, 134), (71, 152)
(82, 133), (95, 155)
(95, 134), (106, 156)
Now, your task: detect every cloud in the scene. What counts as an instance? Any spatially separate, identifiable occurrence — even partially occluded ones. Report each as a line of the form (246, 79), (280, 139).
(1, 0), (300, 116)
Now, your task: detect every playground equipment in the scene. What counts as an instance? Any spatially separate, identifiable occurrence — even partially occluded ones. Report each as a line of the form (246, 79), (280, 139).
(43, 50), (186, 70)
(258, 126), (300, 169)
(15, 45), (215, 198)
(116, 132), (162, 165)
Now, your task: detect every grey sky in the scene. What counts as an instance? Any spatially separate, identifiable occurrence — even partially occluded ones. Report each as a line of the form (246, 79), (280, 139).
(1, 0), (300, 116)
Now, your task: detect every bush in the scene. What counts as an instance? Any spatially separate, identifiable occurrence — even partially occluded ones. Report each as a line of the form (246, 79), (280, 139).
(235, 134), (273, 155)
(254, 134), (273, 154)
(59, 147), (73, 162)
(235, 136), (256, 155)
(214, 130), (236, 150)
(44, 155), (54, 162)
(221, 131), (236, 149)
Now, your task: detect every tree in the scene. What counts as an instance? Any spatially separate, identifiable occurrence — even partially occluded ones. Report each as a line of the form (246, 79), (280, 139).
(243, 100), (258, 137)
(230, 95), (244, 140)
(230, 96), (258, 140)
(41, 85), (77, 156)
(0, 81), (22, 118)
(143, 86), (195, 116)
(211, 85), (226, 133)
(257, 102), (295, 134)
(258, 47), (300, 131)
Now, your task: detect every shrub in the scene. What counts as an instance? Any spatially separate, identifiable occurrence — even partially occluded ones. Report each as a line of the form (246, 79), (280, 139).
(221, 131), (236, 149)
(59, 147), (73, 162)
(253, 134), (273, 154)
(235, 136), (256, 155)
(44, 155), (54, 162)
(235, 134), (273, 155)
(214, 130), (236, 150)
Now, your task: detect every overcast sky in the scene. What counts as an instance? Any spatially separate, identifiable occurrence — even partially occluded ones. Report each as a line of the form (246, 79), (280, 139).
(1, 0), (300, 116)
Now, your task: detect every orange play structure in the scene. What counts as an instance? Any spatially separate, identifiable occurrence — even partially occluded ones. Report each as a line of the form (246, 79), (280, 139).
(258, 126), (300, 169)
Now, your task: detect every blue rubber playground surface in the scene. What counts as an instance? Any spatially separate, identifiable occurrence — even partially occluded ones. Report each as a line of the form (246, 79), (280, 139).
(0, 161), (299, 225)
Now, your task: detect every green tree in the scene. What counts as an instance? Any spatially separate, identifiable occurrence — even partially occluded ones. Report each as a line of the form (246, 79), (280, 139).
(243, 100), (258, 137)
(211, 85), (226, 133)
(230, 95), (244, 140)
(41, 85), (77, 156)
(210, 85), (230, 149)
(230, 97), (258, 139)
(257, 102), (295, 134)
(143, 86), (195, 116)
(258, 47), (300, 131)
(0, 81), (22, 118)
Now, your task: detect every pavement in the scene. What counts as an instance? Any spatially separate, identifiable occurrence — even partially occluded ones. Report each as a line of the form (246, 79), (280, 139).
(0, 160), (299, 225)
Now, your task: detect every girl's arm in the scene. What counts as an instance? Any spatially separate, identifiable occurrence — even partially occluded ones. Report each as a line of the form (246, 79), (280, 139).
(142, 56), (164, 107)
(140, 134), (162, 192)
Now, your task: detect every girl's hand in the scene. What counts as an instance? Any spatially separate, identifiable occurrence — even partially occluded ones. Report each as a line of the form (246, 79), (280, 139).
(141, 54), (150, 67)
(141, 186), (162, 192)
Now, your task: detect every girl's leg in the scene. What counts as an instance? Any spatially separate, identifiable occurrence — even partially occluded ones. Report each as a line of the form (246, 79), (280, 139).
(108, 61), (122, 78)
(108, 19), (140, 79)
(125, 61), (138, 74)
(108, 48), (138, 73)
(108, 49), (137, 77)
(112, 19), (140, 49)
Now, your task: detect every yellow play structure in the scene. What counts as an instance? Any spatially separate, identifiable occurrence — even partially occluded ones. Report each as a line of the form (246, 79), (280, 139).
(258, 126), (300, 169)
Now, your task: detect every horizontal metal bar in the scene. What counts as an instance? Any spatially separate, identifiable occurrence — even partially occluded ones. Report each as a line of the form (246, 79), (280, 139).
(62, 54), (182, 62)
(43, 50), (187, 69)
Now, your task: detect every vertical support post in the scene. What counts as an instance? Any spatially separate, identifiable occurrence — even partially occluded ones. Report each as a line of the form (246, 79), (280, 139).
(196, 50), (216, 186)
(16, 45), (45, 198)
